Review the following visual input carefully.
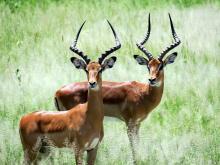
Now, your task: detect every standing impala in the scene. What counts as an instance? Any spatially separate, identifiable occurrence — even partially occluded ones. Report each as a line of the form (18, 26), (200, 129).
(55, 14), (181, 164)
(19, 21), (120, 165)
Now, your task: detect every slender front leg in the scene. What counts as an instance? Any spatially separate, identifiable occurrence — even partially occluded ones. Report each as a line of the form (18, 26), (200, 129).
(133, 123), (140, 145)
(86, 144), (99, 165)
(127, 121), (141, 165)
(74, 148), (83, 165)
(23, 148), (38, 165)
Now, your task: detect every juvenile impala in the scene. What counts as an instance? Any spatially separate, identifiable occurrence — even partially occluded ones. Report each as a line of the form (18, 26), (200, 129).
(19, 21), (120, 165)
(55, 14), (181, 164)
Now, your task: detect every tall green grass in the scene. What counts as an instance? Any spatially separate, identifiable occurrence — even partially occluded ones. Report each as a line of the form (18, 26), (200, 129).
(0, 1), (220, 164)
(2, 0), (220, 12)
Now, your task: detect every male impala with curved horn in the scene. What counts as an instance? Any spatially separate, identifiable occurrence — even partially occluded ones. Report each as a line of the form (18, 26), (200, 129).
(19, 20), (120, 165)
(55, 14), (181, 164)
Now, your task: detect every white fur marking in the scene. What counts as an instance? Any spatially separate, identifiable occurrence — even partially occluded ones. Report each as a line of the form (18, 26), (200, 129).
(136, 117), (142, 123)
(150, 81), (161, 87)
(90, 85), (99, 91)
(87, 138), (99, 150)
(84, 142), (89, 148)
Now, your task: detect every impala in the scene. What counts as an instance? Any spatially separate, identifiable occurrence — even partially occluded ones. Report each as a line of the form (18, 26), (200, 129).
(19, 20), (121, 165)
(55, 14), (181, 164)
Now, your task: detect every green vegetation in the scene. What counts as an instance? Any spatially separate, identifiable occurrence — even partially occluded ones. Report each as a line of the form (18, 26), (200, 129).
(0, 0), (220, 164)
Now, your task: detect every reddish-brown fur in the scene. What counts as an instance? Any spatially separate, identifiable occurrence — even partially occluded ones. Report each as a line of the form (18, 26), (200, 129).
(55, 59), (165, 164)
(19, 62), (104, 165)
(54, 14), (180, 164)
(19, 19), (120, 164)
(56, 59), (164, 121)
(55, 79), (164, 121)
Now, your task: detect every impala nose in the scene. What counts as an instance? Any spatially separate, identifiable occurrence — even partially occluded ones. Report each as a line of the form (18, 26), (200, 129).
(148, 78), (156, 84)
(89, 82), (97, 88)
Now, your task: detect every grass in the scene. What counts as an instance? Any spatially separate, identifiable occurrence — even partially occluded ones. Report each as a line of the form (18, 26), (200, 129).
(0, 0), (220, 164)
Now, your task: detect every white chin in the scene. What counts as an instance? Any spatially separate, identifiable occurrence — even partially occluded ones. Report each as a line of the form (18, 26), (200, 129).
(90, 86), (99, 91)
(150, 81), (161, 87)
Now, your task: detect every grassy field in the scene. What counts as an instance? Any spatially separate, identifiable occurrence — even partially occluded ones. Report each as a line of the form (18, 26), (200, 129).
(0, 0), (220, 164)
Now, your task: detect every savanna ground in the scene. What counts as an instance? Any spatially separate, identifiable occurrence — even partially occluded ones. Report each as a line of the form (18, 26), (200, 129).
(0, 0), (220, 164)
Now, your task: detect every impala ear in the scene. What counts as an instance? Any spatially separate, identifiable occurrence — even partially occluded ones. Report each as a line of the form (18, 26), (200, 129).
(101, 56), (117, 71)
(163, 52), (177, 67)
(133, 55), (148, 65)
(70, 57), (87, 70)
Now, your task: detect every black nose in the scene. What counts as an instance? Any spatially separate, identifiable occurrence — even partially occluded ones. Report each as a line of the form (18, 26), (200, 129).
(149, 78), (156, 84)
(89, 82), (96, 88)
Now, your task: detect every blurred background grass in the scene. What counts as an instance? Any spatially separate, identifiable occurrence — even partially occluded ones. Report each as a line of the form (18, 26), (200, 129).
(0, 0), (220, 164)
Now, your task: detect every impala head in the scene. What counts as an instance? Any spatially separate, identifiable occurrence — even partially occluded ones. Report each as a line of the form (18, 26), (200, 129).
(134, 13), (181, 86)
(70, 21), (121, 90)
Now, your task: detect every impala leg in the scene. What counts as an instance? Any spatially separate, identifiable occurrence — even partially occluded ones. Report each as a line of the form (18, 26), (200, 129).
(74, 148), (83, 165)
(127, 122), (140, 165)
(100, 124), (104, 141)
(134, 123), (140, 145)
(86, 125), (103, 165)
(23, 148), (38, 165)
(21, 139), (41, 165)
(86, 144), (99, 165)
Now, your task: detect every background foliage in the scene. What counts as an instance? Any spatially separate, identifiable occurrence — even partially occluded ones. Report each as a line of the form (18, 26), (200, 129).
(0, 0), (220, 164)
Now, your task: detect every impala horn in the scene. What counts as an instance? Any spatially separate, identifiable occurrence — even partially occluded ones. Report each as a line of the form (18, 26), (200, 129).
(98, 20), (121, 64)
(136, 13), (153, 60)
(158, 14), (181, 61)
(70, 21), (91, 64)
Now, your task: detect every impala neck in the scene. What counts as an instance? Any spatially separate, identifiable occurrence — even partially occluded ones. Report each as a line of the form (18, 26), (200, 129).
(143, 71), (164, 108)
(87, 78), (103, 119)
